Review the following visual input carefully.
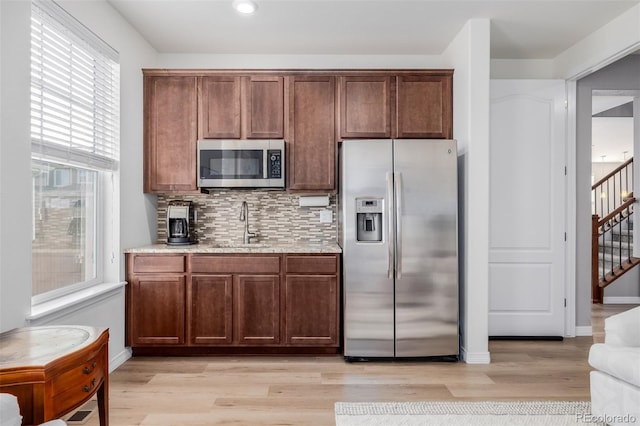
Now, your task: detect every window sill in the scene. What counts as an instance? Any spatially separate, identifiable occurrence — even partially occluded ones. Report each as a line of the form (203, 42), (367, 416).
(28, 281), (127, 322)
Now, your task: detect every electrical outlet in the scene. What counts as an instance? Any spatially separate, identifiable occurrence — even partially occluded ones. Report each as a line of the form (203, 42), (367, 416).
(319, 210), (332, 223)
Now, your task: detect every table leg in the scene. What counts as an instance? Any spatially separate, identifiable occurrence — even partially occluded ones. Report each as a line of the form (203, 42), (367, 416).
(97, 379), (109, 426)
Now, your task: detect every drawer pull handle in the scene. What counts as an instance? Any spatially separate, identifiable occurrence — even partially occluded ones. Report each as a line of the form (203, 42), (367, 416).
(83, 361), (97, 374)
(82, 378), (97, 393)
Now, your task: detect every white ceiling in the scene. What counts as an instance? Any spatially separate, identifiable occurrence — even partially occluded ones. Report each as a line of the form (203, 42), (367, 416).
(107, 0), (640, 58)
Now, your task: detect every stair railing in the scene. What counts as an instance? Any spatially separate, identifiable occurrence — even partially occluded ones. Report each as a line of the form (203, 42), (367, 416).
(591, 195), (637, 303)
(591, 157), (636, 303)
(592, 158), (633, 219)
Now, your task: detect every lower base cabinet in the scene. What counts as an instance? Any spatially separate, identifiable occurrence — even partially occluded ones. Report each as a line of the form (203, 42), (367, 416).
(285, 275), (338, 346)
(189, 274), (233, 345)
(126, 252), (340, 354)
(284, 254), (340, 346)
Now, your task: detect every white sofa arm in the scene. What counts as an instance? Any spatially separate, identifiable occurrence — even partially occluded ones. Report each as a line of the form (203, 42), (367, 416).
(0, 394), (22, 426)
(604, 306), (640, 347)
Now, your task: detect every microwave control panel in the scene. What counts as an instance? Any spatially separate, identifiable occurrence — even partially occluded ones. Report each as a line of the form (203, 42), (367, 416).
(267, 149), (282, 179)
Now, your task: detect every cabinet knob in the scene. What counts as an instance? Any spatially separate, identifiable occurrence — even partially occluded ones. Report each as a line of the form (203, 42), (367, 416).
(83, 361), (97, 374)
(82, 378), (97, 393)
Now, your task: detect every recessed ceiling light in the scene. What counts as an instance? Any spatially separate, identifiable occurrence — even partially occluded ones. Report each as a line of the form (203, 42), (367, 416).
(232, 0), (257, 14)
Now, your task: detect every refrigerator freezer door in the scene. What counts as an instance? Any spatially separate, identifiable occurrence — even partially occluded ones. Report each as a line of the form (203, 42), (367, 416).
(393, 139), (459, 357)
(341, 139), (395, 358)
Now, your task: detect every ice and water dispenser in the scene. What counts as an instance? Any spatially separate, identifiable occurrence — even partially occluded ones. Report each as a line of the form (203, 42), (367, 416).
(355, 198), (383, 242)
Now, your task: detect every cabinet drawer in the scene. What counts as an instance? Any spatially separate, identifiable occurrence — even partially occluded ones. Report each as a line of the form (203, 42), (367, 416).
(191, 255), (281, 274)
(285, 255), (338, 274)
(132, 255), (185, 273)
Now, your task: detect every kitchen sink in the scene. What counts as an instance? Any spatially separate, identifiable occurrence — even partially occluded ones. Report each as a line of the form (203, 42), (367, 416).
(207, 243), (270, 249)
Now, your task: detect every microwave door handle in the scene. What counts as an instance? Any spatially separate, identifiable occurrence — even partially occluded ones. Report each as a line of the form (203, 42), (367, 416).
(263, 151), (269, 179)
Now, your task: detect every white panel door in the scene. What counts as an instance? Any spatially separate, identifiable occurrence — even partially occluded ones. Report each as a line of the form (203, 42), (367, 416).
(489, 80), (566, 337)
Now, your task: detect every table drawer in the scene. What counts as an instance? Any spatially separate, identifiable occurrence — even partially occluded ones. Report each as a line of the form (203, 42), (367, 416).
(51, 350), (105, 415)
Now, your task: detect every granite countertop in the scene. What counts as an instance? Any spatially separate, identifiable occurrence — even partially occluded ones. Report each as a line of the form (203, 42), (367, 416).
(124, 242), (342, 254)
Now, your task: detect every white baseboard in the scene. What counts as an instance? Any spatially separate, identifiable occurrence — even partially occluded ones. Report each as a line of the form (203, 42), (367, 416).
(575, 326), (593, 336)
(109, 347), (132, 373)
(462, 350), (491, 364)
(603, 296), (640, 304)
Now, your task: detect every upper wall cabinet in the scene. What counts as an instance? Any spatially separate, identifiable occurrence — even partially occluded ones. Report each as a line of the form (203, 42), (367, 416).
(288, 75), (336, 192)
(198, 75), (284, 139)
(144, 75), (198, 193)
(339, 76), (393, 138)
(243, 76), (285, 139)
(337, 72), (453, 140)
(198, 76), (242, 139)
(396, 74), (453, 139)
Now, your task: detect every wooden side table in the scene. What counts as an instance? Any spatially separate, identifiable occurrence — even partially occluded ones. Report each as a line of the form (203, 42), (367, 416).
(0, 326), (109, 426)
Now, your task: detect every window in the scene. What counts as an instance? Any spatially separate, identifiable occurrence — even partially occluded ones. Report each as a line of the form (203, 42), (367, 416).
(30, 0), (119, 302)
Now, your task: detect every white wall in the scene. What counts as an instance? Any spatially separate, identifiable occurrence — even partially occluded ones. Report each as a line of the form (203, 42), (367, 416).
(490, 59), (555, 79)
(443, 19), (491, 364)
(0, 0), (158, 370)
(577, 56), (640, 310)
(491, 4), (640, 330)
(0, 1), (32, 332)
(156, 54), (444, 69)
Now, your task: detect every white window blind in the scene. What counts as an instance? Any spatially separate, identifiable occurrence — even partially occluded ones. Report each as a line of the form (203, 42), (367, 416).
(30, 0), (120, 171)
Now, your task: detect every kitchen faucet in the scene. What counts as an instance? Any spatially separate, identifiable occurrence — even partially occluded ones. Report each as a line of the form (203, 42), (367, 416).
(239, 201), (257, 244)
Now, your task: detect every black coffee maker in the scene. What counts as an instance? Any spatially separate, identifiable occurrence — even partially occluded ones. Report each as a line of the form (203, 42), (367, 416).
(167, 200), (196, 245)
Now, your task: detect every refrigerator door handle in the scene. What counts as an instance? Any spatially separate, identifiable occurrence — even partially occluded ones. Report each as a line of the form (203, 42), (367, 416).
(395, 172), (403, 280)
(387, 172), (394, 280)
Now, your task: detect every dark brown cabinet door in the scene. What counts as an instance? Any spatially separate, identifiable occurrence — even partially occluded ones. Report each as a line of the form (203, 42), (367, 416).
(189, 275), (233, 345)
(284, 275), (339, 346)
(198, 76), (242, 139)
(396, 74), (453, 139)
(129, 274), (186, 346)
(288, 76), (336, 191)
(244, 76), (284, 138)
(144, 76), (198, 193)
(339, 75), (393, 138)
(234, 275), (280, 345)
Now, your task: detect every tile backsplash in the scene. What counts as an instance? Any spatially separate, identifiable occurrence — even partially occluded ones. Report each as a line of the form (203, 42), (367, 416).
(157, 191), (337, 245)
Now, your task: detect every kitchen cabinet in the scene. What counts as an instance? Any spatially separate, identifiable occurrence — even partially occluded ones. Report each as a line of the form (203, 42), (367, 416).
(142, 69), (452, 193)
(396, 73), (453, 139)
(234, 274), (280, 345)
(198, 75), (284, 139)
(287, 75), (336, 192)
(284, 254), (340, 346)
(190, 254), (281, 346)
(339, 75), (393, 138)
(243, 76), (285, 138)
(189, 274), (233, 345)
(126, 254), (187, 346)
(338, 72), (453, 140)
(125, 251), (340, 354)
(198, 76), (242, 139)
(143, 75), (198, 193)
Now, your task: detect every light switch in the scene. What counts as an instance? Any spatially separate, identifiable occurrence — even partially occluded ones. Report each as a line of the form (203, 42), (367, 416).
(319, 210), (332, 223)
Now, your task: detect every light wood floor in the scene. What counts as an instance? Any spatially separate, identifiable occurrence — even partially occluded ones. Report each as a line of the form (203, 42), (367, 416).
(80, 304), (636, 426)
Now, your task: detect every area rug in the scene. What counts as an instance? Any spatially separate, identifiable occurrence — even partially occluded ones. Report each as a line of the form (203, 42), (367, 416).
(335, 401), (604, 425)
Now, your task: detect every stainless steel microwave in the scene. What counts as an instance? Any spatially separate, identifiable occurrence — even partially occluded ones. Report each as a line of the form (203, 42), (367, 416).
(197, 139), (285, 189)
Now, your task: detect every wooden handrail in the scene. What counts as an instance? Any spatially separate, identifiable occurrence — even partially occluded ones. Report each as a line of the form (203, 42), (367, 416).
(597, 196), (635, 227)
(592, 158), (633, 190)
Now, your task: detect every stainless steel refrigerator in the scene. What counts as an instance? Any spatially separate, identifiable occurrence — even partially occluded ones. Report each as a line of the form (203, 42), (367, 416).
(338, 139), (459, 360)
